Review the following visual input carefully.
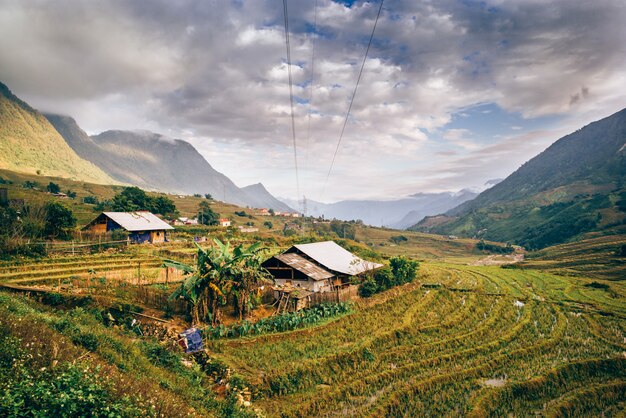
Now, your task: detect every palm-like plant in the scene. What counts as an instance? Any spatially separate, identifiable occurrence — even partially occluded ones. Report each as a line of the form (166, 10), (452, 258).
(164, 239), (272, 325)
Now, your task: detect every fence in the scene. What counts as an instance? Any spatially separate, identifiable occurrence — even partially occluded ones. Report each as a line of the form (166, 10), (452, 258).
(19, 239), (130, 255)
(308, 285), (359, 306)
(134, 285), (189, 314)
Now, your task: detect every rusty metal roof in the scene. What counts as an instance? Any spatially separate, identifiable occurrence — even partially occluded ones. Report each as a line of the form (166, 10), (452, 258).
(292, 241), (383, 276)
(274, 253), (334, 281)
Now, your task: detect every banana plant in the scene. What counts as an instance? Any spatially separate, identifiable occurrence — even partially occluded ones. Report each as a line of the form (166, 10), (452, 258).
(164, 238), (272, 326)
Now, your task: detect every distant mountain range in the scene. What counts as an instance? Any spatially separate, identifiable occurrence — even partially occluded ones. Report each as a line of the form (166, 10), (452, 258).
(0, 82), (114, 184)
(280, 188), (479, 229)
(412, 107), (626, 249)
(0, 81), (291, 211)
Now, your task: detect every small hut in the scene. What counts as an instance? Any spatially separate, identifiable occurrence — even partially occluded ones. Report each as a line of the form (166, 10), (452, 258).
(82, 211), (174, 243)
(263, 241), (382, 311)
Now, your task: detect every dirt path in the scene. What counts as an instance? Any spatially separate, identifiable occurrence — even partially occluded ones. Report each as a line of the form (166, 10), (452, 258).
(470, 253), (525, 266)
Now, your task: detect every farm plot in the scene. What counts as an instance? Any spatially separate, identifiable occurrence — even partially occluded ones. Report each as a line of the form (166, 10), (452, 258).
(210, 264), (626, 417)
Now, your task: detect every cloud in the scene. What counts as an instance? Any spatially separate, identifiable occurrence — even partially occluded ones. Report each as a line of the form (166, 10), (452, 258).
(0, 0), (624, 201)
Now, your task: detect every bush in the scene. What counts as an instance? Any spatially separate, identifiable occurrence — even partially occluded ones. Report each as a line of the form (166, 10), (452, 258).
(359, 278), (379, 297)
(360, 256), (420, 297)
(83, 195), (98, 205)
(71, 332), (100, 351)
(0, 364), (141, 417)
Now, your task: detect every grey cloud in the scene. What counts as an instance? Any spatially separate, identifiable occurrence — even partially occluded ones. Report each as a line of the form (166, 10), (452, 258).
(0, 0), (624, 200)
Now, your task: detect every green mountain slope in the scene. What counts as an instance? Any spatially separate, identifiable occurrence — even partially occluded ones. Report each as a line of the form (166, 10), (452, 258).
(0, 82), (114, 184)
(411, 108), (626, 249)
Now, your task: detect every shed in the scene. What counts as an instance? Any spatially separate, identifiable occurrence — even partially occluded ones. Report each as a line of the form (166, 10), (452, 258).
(82, 211), (174, 243)
(263, 241), (382, 292)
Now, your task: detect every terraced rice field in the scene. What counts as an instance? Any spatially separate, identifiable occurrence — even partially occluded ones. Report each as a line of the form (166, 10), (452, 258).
(523, 234), (626, 280)
(0, 253), (164, 286)
(209, 264), (626, 417)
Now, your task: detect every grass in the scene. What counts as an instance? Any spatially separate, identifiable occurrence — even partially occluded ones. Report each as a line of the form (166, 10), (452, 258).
(523, 233), (626, 280)
(205, 263), (625, 417)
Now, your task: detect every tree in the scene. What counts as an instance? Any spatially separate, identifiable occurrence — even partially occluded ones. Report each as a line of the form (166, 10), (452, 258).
(152, 195), (178, 218)
(204, 193), (213, 200)
(110, 187), (178, 218)
(83, 196), (98, 205)
(263, 221), (273, 229)
(198, 201), (219, 225)
(46, 182), (60, 193)
(166, 239), (271, 325)
(66, 190), (77, 199)
(44, 202), (76, 239)
(359, 278), (378, 297)
(269, 208), (275, 216)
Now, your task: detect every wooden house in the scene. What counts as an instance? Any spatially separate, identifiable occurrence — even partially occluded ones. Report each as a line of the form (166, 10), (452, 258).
(82, 211), (174, 243)
(263, 241), (382, 293)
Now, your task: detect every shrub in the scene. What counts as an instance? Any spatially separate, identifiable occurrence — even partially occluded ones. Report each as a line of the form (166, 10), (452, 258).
(0, 364), (141, 417)
(359, 278), (379, 297)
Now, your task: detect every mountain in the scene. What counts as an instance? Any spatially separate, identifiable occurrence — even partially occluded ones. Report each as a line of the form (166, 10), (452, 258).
(240, 183), (293, 212)
(45, 114), (288, 210)
(391, 190), (479, 229)
(412, 108), (626, 249)
(280, 190), (478, 228)
(0, 82), (114, 184)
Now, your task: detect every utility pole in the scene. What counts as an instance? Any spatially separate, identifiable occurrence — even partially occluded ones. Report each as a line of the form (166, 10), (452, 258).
(302, 195), (307, 235)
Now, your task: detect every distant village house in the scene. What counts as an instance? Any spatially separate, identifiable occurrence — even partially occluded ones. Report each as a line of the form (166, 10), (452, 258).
(218, 218), (231, 227)
(83, 211), (174, 244)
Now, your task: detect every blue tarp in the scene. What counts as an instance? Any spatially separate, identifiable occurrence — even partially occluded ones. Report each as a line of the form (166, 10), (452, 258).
(178, 327), (203, 353)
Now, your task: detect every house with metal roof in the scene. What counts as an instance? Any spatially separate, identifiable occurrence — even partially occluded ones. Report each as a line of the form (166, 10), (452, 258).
(262, 241), (382, 293)
(82, 211), (174, 243)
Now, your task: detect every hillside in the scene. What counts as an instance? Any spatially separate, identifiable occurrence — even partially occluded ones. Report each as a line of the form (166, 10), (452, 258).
(240, 183), (293, 212)
(45, 114), (287, 210)
(0, 82), (114, 184)
(412, 108), (626, 249)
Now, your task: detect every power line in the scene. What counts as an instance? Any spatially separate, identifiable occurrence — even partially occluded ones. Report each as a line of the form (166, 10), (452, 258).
(282, 0), (301, 207)
(323, 0), (384, 192)
(304, 0), (318, 193)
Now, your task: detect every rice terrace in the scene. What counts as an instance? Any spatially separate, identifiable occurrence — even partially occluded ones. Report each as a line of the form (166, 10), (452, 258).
(1, 0), (626, 416)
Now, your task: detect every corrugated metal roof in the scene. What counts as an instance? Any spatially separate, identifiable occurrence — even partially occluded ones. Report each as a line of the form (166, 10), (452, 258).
(103, 211), (174, 232)
(292, 241), (383, 276)
(274, 253), (334, 281)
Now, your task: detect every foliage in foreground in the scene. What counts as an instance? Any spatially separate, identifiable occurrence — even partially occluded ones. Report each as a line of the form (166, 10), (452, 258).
(205, 302), (352, 339)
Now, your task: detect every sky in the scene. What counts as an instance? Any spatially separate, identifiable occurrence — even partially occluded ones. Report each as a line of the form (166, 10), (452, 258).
(1, 0), (625, 202)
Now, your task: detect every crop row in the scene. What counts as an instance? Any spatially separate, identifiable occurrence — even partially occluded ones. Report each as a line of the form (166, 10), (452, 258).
(214, 266), (626, 417)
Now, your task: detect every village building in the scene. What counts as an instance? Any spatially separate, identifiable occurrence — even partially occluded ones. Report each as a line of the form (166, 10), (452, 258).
(173, 217), (198, 226)
(256, 208), (271, 216)
(218, 218), (231, 227)
(237, 225), (259, 233)
(82, 211), (174, 243)
(262, 241), (382, 293)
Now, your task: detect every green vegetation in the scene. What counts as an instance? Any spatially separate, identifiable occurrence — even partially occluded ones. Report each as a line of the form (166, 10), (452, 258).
(166, 239), (271, 325)
(359, 256), (419, 297)
(205, 302), (351, 339)
(476, 240), (514, 254)
(106, 186), (178, 218)
(46, 181), (60, 193)
(198, 200), (219, 225)
(0, 292), (253, 417)
(44, 201), (76, 239)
